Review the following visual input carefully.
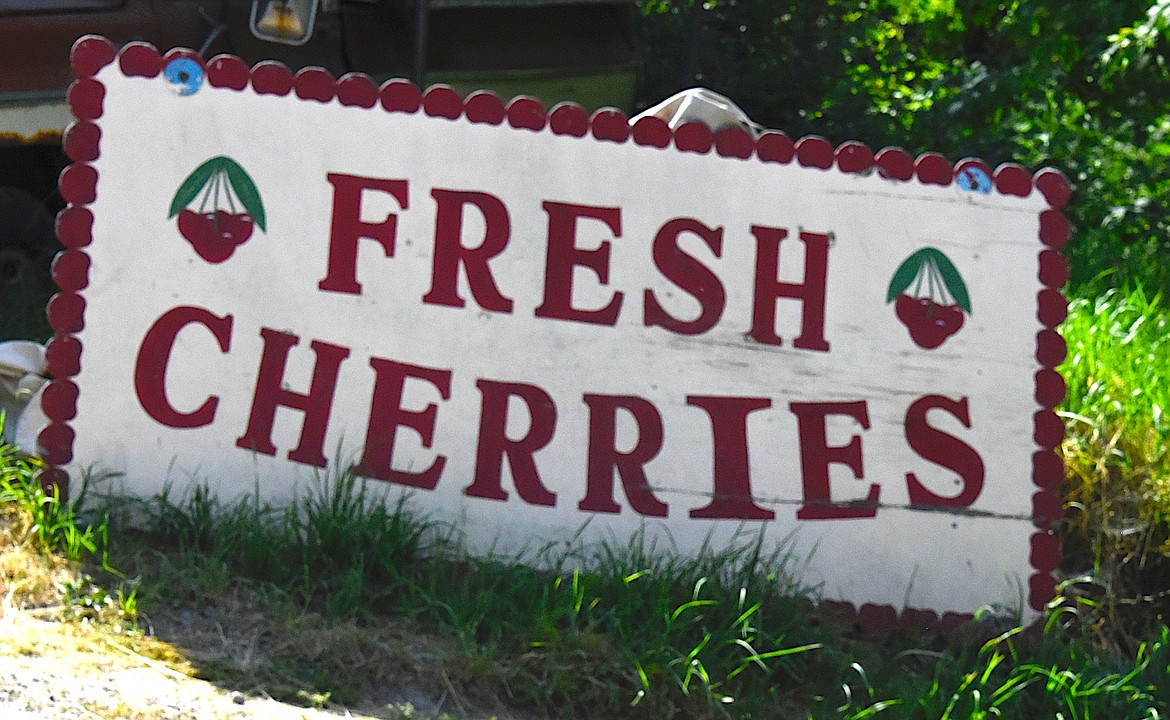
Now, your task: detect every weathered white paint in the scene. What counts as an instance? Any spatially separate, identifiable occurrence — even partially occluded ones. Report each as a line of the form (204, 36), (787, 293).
(68, 61), (1051, 620)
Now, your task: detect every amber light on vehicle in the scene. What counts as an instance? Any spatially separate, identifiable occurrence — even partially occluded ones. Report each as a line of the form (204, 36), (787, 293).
(251, 0), (317, 45)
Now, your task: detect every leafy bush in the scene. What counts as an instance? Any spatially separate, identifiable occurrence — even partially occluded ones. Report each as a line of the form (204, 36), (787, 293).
(637, 0), (1170, 293)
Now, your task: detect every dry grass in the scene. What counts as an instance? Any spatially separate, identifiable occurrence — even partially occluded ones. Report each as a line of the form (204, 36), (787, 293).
(0, 484), (428, 719)
(2, 408), (1168, 718)
(130, 574), (513, 718)
(0, 482), (491, 718)
(0, 547), (448, 720)
(0, 503), (77, 613)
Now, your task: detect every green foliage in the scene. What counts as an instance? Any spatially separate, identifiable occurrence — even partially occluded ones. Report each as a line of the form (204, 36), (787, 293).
(637, 0), (1170, 293)
(1058, 286), (1170, 645)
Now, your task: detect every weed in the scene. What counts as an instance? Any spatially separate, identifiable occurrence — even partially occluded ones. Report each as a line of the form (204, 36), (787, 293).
(0, 434), (111, 565)
(60, 572), (140, 632)
(3, 286), (1170, 717)
(0, 422), (119, 614)
(72, 461), (1167, 718)
(1059, 285), (1170, 647)
(144, 467), (435, 618)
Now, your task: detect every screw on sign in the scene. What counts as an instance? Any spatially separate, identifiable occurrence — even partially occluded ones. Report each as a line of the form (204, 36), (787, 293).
(887, 247), (972, 349)
(167, 156), (266, 263)
(163, 57), (205, 96)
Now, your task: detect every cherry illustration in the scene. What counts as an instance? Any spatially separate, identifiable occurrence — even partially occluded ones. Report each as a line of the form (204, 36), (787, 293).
(168, 156), (266, 264)
(178, 209), (255, 263)
(895, 295), (965, 349)
(887, 247), (971, 350)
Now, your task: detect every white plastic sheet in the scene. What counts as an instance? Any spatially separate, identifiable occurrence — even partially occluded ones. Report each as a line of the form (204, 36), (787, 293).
(630, 87), (761, 136)
(0, 340), (48, 454)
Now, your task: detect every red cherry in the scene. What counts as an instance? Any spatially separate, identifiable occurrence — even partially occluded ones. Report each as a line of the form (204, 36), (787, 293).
(895, 295), (964, 349)
(177, 210), (253, 263)
(938, 304), (965, 335)
(895, 294), (917, 327)
(915, 299), (951, 349)
(177, 208), (207, 241)
(215, 210), (254, 245)
(206, 55), (250, 90)
(912, 324), (949, 349)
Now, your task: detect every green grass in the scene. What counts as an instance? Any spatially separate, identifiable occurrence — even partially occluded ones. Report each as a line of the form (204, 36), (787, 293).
(0, 431), (100, 563)
(115, 473), (830, 715)
(70, 467), (1164, 719)
(1, 447), (1167, 717)
(1060, 286), (1169, 510)
(2, 286), (1169, 718)
(1058, 285), (1170, 646)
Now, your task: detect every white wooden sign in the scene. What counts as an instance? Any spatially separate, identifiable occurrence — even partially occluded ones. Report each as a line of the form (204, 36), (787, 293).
(44, 36), (1072, 630)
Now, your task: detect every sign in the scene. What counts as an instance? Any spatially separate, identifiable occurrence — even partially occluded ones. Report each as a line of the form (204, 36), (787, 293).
(45, 37), (1071, 629)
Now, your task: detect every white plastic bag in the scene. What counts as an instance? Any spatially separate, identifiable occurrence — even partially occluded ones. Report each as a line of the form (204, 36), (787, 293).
(0, 340), (48, 455)
(630, 87), (761, 137)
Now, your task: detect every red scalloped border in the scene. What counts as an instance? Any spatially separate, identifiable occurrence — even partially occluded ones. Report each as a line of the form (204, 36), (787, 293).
(52, 35), (1071, 624)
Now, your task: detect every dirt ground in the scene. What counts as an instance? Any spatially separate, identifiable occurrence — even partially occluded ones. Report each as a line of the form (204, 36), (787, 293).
(0, 610), (420, 720)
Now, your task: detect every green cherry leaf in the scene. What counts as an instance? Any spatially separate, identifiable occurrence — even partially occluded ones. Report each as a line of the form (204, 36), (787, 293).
(886, 248), (930, 303)
(168, 156), (226, 218)
(221, 158), (266, 232)
(931, 249), (972, 314)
